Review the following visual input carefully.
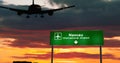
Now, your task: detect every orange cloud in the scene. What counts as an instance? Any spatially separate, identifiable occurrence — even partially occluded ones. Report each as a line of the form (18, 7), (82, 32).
(12, 52), (120, 60)
(105, 36), (120, 41)
(0, 26), (120, 63)
(0, 37), (16, 47)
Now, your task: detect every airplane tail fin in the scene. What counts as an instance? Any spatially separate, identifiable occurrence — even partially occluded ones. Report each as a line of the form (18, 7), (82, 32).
(32, 0), (34, 5)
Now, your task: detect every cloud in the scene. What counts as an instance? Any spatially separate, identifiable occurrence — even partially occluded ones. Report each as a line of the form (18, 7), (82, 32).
(0, 1), (120, 63)
(0, 37), (16, 48)
(0, 0), (120, 48)
(12, 52), (120, 60)
(0, 0), (3, 5)
(0, 28), (50, 48)
(0, 17), (4, 21)
(105, 36), (120, 41)
(0, 26), (120, 48)
(104, 40), (120, 47)
(102, 0), (120, 2)
(2, 0), (68, 9)
(0, 0), (120, 30)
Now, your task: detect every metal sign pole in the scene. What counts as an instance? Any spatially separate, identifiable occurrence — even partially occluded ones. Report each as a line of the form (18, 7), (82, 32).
(51, 45), (54, 63)
(100, 46), (102, 63)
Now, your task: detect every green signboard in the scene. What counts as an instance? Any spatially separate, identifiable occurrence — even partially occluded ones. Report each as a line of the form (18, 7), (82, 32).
(50, 30), (104, 46)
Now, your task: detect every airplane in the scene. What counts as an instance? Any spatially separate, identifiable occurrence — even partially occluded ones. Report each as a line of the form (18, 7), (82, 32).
(0, 0), (75, 18)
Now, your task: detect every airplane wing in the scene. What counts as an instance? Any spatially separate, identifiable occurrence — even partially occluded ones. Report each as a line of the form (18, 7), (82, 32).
(0, 6), (28, 15)
(41, 5), (75, 15)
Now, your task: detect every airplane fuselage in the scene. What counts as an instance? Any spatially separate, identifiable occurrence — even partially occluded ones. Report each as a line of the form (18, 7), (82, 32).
(28, 4), (42, 14)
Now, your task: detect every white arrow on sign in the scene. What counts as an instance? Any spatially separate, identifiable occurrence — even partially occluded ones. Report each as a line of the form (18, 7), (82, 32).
(74, 40), (78, 44)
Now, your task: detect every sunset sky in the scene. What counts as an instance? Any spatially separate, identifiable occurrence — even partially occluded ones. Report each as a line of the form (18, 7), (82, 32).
(0, 0), (120, 63)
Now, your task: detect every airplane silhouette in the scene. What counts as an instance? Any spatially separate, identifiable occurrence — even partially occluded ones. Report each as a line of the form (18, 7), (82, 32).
(0, 0), (75, 18)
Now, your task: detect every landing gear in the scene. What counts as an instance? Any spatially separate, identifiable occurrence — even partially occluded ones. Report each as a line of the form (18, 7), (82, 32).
(26, 15), (30, 18)
(40, 15), (44, 18)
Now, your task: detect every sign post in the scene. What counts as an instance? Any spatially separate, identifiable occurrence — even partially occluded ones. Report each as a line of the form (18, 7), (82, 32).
(50, 30), (104, 63)
(100, 46), (102, 63)
(51, 45), (54, 63)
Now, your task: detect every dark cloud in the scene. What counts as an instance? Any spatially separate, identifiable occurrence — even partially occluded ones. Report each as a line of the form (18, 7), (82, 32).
(7, 39), (120, 48)
(0, 0), (4, 4)
(0, 0), (120, 30)
(104, 40), (120, 47)
(12, 52), (120, 60)
(0, 0), (120, 48)
(0, 26), (120, 48)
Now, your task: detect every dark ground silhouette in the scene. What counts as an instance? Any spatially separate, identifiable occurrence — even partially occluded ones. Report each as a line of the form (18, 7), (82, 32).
(13, 61), (32, 63)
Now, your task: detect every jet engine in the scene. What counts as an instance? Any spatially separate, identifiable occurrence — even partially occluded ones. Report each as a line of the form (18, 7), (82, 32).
(17, 12), (23, 16)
